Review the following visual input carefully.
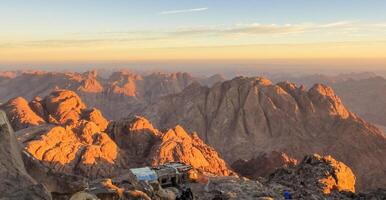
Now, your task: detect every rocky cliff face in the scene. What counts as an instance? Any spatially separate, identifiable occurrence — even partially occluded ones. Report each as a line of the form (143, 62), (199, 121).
(4, 90), (232, 179)
(140, 76), (386, 191)
(0, 110), (51, 200)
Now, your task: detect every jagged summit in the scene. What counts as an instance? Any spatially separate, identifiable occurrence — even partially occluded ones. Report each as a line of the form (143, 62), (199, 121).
(140, 76), (386, 191)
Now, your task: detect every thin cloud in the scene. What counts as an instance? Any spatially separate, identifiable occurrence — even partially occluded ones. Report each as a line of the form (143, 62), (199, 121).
(3, 21), (386, 49)
(170, 21), (364, 36)
(159, 7), (208, 15)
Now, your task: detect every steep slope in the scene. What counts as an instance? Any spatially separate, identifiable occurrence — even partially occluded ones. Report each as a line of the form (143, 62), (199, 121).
(140, 76), (386, 191)
(0, 110), (51, 200)
(331, 76), (386, 127)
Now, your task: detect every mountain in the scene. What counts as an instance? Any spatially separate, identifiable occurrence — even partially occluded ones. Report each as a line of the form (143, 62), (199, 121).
(139, 76), (386, 191)
(2, 90), (232, 179)
(0, 70), (220, 120)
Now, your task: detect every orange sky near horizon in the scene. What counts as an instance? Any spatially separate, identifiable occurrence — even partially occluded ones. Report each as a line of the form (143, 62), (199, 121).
(1, 41), (386, 63)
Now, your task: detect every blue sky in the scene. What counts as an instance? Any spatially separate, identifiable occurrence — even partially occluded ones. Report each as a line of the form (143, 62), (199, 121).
(2, 0), (386, 33)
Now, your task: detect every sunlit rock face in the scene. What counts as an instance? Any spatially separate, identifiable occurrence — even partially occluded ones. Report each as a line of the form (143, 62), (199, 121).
(24, 121), (123, 179)
(44, 90), (87, 125)
(150, 125), (233, 176)
(4, 90), (125, 179)
(140, 76), (386, 191)
(268, 154), (356, 195)
(2, 97), (45, 130)
(108, 116), (234, 176)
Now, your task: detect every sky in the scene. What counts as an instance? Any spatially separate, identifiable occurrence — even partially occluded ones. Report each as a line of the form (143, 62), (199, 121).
(1, 0), (386, 65)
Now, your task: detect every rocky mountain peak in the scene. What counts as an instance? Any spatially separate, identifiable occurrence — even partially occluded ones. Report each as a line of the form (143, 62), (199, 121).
(152, 125), (233, 176)
(162, 125), (191, 141)
(127, 116), (159, 134)
(308, 83), (350, 118)
(44, 90), (87, 125)
(2, 97), (45, 130)
(78, 71), (103, 93)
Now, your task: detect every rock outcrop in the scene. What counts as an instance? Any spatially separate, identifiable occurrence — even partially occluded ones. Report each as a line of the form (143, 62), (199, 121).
(268, 154), (356, 196)
(108, 116), (233, 176)
(232, 151), (298, 179)
(140, 76), (386, 191)
(24, 121), (124, 179)
(0, 110), (51, 200)
(2, 97), (45, 130)
(44, 90), (87, 125)
(150, 125), (233, 176)
(4, 90), (126, 179)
